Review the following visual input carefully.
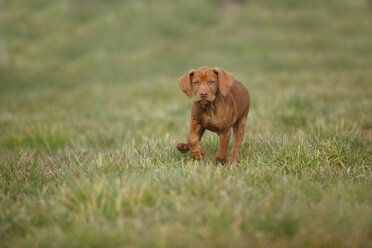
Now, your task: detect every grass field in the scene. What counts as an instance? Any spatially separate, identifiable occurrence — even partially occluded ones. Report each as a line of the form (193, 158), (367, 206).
(1, 0), (372, 247)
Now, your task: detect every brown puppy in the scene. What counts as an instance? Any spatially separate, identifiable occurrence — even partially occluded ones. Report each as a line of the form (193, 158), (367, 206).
(177, 66), (250, 165)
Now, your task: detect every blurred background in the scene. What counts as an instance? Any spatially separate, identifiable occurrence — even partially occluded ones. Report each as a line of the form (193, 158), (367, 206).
(1, 1), (372, 247)
(0, 0), (371, 148)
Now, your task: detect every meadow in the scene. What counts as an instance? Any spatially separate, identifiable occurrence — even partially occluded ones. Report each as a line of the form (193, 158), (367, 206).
(0, 0), (371, 247)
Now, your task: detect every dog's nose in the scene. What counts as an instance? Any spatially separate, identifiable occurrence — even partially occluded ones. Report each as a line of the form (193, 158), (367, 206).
(200, 91), (208, 99)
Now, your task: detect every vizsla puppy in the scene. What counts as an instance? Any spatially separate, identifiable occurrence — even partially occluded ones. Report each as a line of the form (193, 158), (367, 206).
(176, 66), (250, 165)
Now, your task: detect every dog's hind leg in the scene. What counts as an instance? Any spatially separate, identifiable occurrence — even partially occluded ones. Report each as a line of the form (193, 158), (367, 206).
(229, 114), (248, 164)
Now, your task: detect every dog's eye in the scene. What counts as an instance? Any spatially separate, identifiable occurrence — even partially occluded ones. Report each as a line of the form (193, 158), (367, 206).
(210, 81), (215, 84)
(193, 81), (198, 85)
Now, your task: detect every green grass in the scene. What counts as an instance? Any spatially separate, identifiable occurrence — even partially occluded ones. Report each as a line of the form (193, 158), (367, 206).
(0, 0), (371, 247)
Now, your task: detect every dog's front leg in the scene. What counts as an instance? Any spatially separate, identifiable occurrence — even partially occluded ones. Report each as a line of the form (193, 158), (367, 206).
(216, 129), (231, 164)
(187, 118), (205, 160)
(177, 124), (205, 154)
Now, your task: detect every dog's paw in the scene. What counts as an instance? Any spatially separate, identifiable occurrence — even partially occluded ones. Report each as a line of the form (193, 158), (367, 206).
(216, 156), (227, 164)
(191, 150), (205, 160)
(177, 143), (190, 153)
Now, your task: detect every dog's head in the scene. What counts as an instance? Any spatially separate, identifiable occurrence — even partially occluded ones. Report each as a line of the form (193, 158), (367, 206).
(178, 66), (234, 103)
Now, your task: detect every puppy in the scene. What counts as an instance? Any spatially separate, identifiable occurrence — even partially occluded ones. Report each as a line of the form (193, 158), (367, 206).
(177, 66), (250, 165)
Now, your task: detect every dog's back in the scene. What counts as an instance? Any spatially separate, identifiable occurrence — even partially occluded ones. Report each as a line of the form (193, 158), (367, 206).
(229, 80), (250, 120)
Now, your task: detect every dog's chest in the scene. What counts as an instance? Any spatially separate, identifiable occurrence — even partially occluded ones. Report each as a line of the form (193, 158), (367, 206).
(200, 110), (231, 132)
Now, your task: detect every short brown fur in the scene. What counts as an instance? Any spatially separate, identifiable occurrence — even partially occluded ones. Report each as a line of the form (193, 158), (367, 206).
(177, 66), (250, 165)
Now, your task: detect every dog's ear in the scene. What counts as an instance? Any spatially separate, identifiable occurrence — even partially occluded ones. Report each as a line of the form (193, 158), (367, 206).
(213, 67), (234, 96)
(178, 69), (195, 98)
